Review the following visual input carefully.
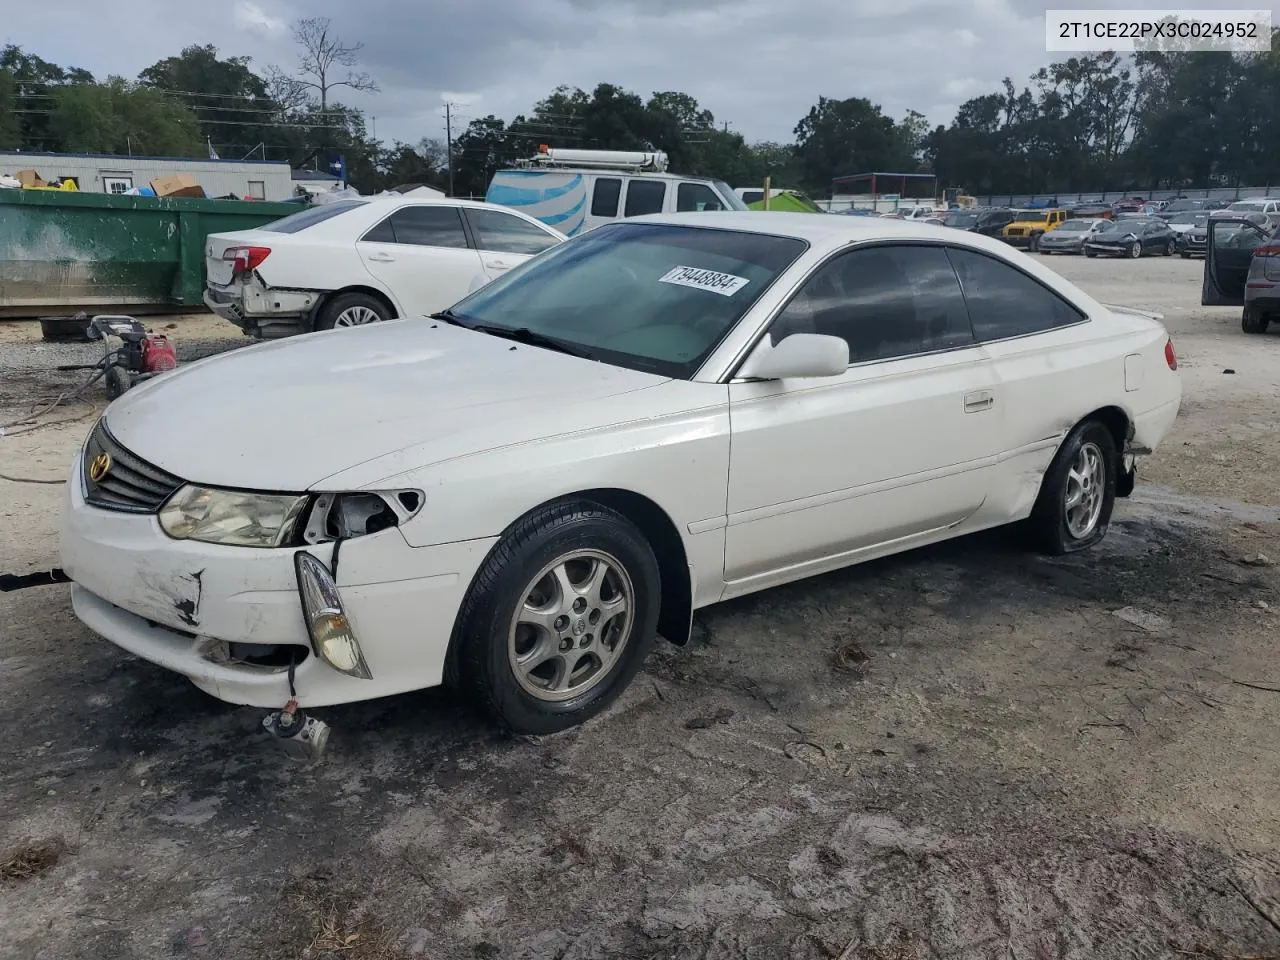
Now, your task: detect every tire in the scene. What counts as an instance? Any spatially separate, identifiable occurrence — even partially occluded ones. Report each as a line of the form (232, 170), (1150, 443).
(454, 499), (661, 735)
(1029, 233), (1041, 252)
(1180, 251), (1190, 259)
(314, 291), (393, 331)
(1164, 239), (1176, 256)
(104, 365), (131, 400)
(1128, 240), (1142, 259)
(1085, 248), (1097, 258)
(1242, 306), (1271, 334)
(1027, 420), (1118, 555)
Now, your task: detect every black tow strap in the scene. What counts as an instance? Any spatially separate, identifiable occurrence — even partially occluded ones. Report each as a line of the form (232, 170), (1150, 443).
(0, 569), (72, 592)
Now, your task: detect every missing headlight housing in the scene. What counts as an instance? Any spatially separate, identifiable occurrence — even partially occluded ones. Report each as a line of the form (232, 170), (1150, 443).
(301, 490), (424, 545)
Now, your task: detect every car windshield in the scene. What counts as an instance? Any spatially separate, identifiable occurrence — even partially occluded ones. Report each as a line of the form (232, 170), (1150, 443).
(711, 181), (751, 211)
(944, 212), (978, 226)
(442, 222), (807, 378)
(1228, 200), (1265, 211)
(1055, 220), (1091, 232)
(1095, 220), (1131, 233)
(1017, 211), (1048, 223)
(1162, 200), (1201, 213)
(260, 199), (368, 233)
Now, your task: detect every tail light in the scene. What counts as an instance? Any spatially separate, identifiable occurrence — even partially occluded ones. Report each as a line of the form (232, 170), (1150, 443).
(222, 245), (271, 276)
(1256, 242), (1280, 281)
(1164, 338), (1177, 371)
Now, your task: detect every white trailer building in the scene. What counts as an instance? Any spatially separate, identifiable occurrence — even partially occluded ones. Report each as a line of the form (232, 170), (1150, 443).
(0, 151), (296, 200)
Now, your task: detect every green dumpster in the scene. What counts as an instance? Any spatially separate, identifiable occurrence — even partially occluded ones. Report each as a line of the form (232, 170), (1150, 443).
(0, 189), (304, 317)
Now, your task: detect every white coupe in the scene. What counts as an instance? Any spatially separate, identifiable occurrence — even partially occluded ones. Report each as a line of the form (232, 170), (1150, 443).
(62, 213), (1181, 735)
(203, 196), (566, 338)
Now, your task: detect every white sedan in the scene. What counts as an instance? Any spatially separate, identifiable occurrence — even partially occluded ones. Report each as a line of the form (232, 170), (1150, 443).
(203, 196), (566, 338)
(62, 213), (1181, 735)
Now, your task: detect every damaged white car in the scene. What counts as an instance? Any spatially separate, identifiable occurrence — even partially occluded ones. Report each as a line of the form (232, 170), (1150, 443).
(204, 196), (565, 339)
(61, 213), (1182, 735)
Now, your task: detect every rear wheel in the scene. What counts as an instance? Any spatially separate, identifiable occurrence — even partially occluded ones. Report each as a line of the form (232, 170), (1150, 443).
(1028, 420), (1118, 555)
(454, 499), (661, 735)
(1029, 232), (1042, 252)
(1242, 307), (1271, 334)
(314, 292), (393, 331)
(1128, 240), (1142, 259)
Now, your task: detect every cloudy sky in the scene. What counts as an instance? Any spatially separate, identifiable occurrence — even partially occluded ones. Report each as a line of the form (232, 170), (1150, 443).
(3, 0), (1276, 147)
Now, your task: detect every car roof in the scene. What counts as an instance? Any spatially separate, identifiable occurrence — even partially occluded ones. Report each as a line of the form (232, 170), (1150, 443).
(621, 211), (1023, 250)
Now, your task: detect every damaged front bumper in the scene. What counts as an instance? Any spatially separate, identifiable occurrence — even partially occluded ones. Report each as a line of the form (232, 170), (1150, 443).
(59, 462), (498, 708)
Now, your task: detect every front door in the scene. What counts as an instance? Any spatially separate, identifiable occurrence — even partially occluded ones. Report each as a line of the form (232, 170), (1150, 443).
(1203, 218), (1270, 305)
(357, 204), (486, 315)
(724, 242), (1003, 594)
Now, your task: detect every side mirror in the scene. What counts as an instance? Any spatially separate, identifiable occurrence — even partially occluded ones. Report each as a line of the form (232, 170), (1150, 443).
(738, 333), (849, 380)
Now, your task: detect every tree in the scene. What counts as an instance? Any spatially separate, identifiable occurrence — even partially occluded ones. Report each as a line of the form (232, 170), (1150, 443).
(0, 68), (19, 149)
(283, 17), (378, 114)
(793, 96), (913, 194)
(139, 45), (273, 156)
(47, 78), (201, 155)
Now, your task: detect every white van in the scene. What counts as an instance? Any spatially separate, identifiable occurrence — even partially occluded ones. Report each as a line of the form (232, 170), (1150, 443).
(485, 147), (748, 237)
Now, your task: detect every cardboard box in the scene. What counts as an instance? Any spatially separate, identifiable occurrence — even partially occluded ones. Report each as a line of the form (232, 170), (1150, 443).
(16, 169), (47, 188)
(149, 174), (206, 199)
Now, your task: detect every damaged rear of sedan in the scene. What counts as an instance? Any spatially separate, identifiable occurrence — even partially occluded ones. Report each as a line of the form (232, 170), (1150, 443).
(62, 213), (1182, 738)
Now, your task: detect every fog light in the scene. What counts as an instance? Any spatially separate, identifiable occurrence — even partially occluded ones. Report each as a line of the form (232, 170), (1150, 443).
(294, 552), (373, 680)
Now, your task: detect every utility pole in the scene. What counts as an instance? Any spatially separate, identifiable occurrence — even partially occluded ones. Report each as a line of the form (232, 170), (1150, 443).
(444, 102), (456, 197)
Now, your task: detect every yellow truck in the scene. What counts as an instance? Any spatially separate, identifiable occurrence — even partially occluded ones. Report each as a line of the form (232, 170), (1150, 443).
(1002, 208), (1068, 251)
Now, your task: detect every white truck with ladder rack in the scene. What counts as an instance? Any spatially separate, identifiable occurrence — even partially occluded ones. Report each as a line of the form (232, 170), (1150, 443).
(485, 145), (748, 236)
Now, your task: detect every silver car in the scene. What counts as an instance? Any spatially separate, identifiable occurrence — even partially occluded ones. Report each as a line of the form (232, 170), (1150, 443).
(1036, 218), (1106, 255)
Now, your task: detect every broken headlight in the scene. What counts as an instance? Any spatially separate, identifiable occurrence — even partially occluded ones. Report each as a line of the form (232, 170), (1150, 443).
(301, 490), (423, 545)
(158, 485), (309, 548)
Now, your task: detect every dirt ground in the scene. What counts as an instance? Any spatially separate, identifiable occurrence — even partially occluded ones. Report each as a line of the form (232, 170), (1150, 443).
(2, 257), (1279, 960)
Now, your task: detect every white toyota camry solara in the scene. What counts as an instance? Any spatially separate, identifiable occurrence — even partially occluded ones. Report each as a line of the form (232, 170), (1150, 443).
(60, 212), (1182, 735)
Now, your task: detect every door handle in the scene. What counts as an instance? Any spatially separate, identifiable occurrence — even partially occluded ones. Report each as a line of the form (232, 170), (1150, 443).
(964, 390), (995, 413)
(367, 252), (396, 262)
(486, 258), (513, 269)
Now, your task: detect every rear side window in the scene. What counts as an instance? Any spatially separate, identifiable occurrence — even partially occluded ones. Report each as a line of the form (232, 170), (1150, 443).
(591, 178), (621, 217)
(946, 247), (1086, 341)
(465, 208), (560, 255)
(624, 180), (666, 217)
(261, 199), (368, 234)
(384, 206), (469, 248)
(771, 244), (974, 362)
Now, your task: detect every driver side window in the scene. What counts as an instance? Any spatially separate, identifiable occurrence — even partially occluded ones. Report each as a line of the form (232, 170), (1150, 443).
(769, 244), (975, 364)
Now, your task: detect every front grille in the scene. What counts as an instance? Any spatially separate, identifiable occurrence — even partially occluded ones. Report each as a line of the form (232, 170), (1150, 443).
(82, 420), (185, 514)
(1006, 228), (1024, 236)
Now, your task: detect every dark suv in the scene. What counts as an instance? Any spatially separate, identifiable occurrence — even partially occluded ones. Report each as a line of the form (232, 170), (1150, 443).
(938, 208), (1016, 236)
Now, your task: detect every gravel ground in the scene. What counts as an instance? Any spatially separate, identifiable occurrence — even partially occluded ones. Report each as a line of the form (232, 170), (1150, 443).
(2, 258), (1280, 960)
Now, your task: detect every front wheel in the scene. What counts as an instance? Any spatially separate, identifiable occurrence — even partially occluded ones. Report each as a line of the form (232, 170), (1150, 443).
(314, 292), (393, 331)
(454, 500), (661, 734)
(1027, 420), (1118, 555)
(1085, 248), (1097, 258)
(1180, 251), (1190, 259)
(1029, 233), (1042, 252)
(1128, 240), (1142, 259)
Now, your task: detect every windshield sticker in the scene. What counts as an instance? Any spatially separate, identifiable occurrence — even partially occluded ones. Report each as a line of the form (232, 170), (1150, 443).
(658, 265), (750, 297)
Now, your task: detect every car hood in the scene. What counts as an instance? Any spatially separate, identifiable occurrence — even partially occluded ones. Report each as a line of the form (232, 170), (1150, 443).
(102, 320), (672, 490)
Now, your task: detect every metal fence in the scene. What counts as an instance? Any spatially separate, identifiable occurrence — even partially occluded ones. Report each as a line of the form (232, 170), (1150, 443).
(974, 185), (1278, 207)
